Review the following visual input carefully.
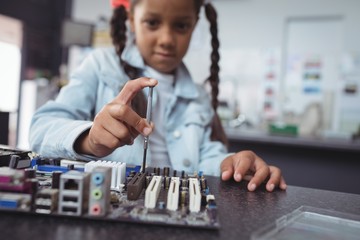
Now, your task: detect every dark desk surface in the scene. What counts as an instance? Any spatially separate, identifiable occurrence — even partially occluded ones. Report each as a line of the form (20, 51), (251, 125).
(1, 177), (360, 240)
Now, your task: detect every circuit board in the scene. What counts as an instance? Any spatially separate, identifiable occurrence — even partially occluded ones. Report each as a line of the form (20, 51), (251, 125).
(0, 156), (220, 230)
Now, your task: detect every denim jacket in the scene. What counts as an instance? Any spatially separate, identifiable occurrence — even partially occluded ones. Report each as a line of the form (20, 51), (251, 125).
(29, 43), (229, 176)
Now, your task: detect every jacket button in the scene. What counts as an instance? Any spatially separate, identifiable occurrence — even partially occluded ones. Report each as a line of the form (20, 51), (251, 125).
(173, 130), (181, 139)
(183, 159), (191, 167)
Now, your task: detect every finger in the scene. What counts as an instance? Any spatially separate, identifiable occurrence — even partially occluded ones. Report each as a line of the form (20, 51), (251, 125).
(220, 155), (235, 181)
(266, 166), (287, 191)
(94, 105), (137, 144)
(88, 125), (123, 157)
(279, 177), (287, 190)
(115, 77), (158, 105)
(264, 166), (282, 192)
(108, 103), (152, 136)
(232, 151), (256, 182)
(101, 117), (135, 145)
(247, 162), (270, 191)
(127, 121), (155, 141)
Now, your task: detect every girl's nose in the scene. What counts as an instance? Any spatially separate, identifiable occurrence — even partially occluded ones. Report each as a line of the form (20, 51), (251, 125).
(158, 26), (175, 48)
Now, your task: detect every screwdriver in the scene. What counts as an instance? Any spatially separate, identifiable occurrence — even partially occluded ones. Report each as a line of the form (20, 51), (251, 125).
(142, 86), (154, 173)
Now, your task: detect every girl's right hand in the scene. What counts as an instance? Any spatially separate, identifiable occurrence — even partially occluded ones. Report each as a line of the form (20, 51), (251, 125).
(74, 77), (158, 157)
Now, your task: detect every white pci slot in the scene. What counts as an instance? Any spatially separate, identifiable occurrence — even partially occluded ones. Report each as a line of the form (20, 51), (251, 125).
(84, 160), (126, 190)
(145, 175), (162, 209)
(166, 177), (180, 211)
(189, 178), (201, 213)
(115, 162), (126, 188)
(60, 159), (86, 169)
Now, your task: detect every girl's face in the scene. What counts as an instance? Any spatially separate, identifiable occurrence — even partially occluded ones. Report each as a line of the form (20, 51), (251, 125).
(129, 0), (198, 74)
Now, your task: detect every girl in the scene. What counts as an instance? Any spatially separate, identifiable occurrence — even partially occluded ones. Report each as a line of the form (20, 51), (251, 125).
(30, 0), (286, 192)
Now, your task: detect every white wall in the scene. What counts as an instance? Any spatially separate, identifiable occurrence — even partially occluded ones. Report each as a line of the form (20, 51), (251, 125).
(214, 0), (360, 49)
(0, 15), (22, 113)
(72, 0), (112, 23)
(0, 15), (23, 147)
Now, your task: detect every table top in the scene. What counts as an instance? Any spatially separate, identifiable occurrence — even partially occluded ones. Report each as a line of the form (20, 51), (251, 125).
(1, 177), (359, 240)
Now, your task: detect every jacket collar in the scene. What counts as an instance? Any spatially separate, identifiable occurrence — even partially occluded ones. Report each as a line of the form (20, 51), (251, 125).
(174, 63), (199, 100)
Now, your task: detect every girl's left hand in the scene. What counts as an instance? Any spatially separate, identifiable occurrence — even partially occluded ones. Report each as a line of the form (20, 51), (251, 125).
(220, 150), (287, 192)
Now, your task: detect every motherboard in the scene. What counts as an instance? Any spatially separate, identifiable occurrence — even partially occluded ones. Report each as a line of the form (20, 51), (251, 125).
(0, 151), (220, 230)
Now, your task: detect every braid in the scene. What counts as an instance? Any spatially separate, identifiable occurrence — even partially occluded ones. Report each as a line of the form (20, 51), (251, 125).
(110, 6), (127, 63)
(110, 5), (146, 117)
(204, 2), (228, 147)
(204, 3), (220, 111)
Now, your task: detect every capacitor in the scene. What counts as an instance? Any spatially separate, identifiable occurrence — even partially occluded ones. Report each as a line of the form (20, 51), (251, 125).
(28, 178), (39, 211)
(25, 168), (36, 179)
(163, 167), (170, 177)
(51, 171), (62, 189)
(180, 187), (189, 207)
(200, 176), (207, 191)
(26, 178), (38, 194)
(181, 179), (188, 188)
(201, 193), (207, 206)
(155, 167), (160, 176)
(164, 176), (171, 190)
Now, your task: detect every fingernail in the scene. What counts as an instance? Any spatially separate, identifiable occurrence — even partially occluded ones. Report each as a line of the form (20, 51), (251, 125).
(268, 184), (275, 191)
(143, 127), (151, 135)
(234, 173), (242, 182)
(222, 171), (228, 180)
(249, 183), (256, 191)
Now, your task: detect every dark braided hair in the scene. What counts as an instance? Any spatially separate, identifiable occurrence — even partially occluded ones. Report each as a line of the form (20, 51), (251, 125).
(203, 1), (228, 146)
(110, 2), (146, 117)
(110, 0), (227, 146)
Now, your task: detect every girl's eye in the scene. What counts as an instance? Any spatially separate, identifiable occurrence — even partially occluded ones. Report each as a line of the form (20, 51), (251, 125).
(175, 22), (191, 32)
(145, 19), (159, 28)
